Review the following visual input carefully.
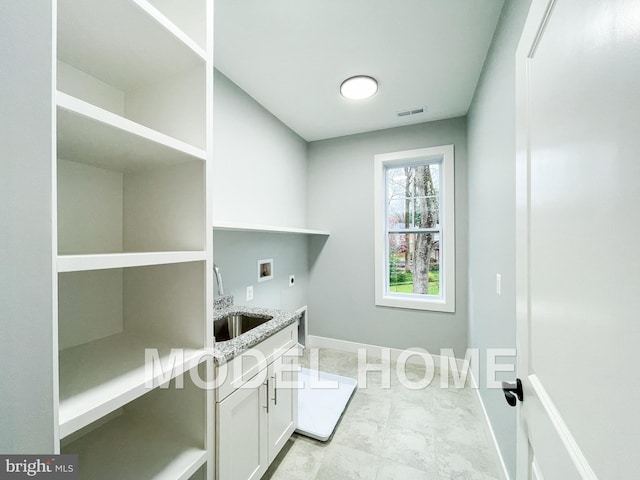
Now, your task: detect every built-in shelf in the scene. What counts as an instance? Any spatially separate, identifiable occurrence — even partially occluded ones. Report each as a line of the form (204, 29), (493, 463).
(212, 221), (330, 236)
(62, 414), (207, 480)
(57, 251), (206, 273)
(51, 0), (212, 472)
(58, 332), (205, 438)
(57, 92), (206, 172)
(147, 0), (207, 52)
(57, 0), (205, 92)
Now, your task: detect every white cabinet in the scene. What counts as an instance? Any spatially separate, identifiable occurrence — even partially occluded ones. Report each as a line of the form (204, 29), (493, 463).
(217, 380), (268, 480)
(267, 353), (298, 464)
(216, 344), (299, 480)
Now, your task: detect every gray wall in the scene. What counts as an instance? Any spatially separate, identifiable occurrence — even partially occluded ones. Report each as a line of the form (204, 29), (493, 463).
(213, 231), (309, 311)
(0, 1), (56, 452)
(212, 69), (308, 227)
(307, 118), (468, 354)
(466, 1), (531, 478)
(212, 70), (310, 311)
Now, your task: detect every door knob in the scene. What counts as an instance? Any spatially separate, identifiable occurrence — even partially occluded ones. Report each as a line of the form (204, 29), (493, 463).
(502, 378), (523, 407)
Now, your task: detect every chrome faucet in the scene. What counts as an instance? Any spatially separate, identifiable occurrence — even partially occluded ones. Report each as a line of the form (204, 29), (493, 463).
(213, 264), (225, 296)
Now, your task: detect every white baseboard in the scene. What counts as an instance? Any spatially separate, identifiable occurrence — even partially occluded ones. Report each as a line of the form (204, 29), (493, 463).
(470, 370), (510, 480)
(307, 334), (467, 371)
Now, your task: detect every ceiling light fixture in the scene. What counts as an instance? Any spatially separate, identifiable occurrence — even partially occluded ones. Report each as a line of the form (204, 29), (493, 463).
(340, 75), (378, 100)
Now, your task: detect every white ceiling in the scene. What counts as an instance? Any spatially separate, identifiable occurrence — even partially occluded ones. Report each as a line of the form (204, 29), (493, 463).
(214, 0), (505, 142)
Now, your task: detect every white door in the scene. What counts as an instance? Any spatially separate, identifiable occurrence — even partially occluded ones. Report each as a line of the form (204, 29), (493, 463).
(267, 348), (299, 463)
(515, 0), (640, 478)
(217, 381), (268, 480)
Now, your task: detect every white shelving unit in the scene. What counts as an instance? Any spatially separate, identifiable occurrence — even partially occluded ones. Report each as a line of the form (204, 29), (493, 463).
(53, 0), (214, 478)
(213, 220), (330, 236)
(62, 372), (208, 480)
(57, 251), (206, 272)
(57, 0), (205, 93)
(64, 416), (207, 480)
(57, 92), (206, 172)
(58, 332), (205, 438)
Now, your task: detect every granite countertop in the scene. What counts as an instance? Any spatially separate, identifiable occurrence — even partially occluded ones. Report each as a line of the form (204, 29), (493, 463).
(210, 295), (301, 365)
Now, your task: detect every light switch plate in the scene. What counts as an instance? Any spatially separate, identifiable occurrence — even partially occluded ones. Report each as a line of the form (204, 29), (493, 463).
(246, 285), (254, 301)
(496, 274), (502, 296)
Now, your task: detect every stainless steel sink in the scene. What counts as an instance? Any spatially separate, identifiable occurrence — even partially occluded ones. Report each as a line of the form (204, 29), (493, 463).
(214, 314), (273, 342)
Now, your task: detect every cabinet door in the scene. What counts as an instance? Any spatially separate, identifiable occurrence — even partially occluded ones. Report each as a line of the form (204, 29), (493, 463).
(217, 381), (268, 480)
(267, 349), (298, 463)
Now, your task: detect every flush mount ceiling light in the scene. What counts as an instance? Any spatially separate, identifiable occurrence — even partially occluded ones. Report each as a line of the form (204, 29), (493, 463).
(340, 75), (378, 100)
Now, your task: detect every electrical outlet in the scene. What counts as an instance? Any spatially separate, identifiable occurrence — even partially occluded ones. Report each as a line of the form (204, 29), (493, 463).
(496, 274), (502, 296)
(246, 286), (254, 301)
(289, 275), (295, 287)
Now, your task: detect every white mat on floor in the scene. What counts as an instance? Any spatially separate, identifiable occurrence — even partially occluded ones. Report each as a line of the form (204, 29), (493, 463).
(296, 368), (358, 441)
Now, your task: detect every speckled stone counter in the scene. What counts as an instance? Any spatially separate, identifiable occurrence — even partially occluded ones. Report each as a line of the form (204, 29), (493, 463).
(211, 295), (301, 365)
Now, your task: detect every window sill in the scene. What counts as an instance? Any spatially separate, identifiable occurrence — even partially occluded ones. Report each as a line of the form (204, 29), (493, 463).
(375, 294), (455, 313)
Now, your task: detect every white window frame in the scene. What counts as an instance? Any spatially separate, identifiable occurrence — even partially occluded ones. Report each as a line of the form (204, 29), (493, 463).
(374, 145), (455, 312)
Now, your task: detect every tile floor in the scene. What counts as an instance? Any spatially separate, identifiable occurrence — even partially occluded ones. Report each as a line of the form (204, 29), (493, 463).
(262, 347), (502, 480)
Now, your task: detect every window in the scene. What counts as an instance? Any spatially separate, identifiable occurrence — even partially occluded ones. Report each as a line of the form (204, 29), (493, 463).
(374, 145), (455, 312)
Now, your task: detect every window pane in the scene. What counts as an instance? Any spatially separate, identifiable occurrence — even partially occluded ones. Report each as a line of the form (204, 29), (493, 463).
(387, 164), (440, 229)
(388, 232), (440, 296)
(387, 197), (409, 229)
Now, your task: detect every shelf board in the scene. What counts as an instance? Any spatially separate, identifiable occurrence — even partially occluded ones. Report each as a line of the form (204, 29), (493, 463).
(62, 414), (207, 480)
(57, 0), (205, 92)
(58, 332), (206, 438)
(58, 251), (206, 273)
(212, 221), (330, 236)
(57, 92), (206, 172)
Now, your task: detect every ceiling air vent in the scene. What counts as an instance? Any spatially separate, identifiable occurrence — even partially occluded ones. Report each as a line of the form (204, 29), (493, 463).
(396, 107), (426, 118)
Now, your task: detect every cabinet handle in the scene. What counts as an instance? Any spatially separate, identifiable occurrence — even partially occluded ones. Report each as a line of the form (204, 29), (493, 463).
(263, 379), (269, 414)
(271, 374), (277, 406)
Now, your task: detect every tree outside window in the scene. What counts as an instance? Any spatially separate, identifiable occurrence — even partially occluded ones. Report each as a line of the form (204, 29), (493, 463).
(387, 163), (440, 296)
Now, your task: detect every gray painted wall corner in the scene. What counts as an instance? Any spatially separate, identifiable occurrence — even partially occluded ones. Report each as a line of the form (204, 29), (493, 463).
(466, 1), (532, 478)
(307, 118), (469, 355)
(213, 69), (308, 228)
(212, 70), (311, 313)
